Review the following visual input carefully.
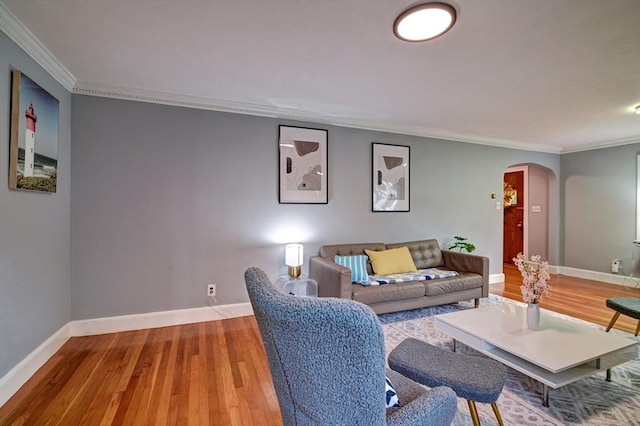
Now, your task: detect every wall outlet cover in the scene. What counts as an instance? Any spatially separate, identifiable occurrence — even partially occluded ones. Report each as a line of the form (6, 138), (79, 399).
(611, 260), (621, 274)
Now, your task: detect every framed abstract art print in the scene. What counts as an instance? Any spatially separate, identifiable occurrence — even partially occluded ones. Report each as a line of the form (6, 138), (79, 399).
(278, 125), (328, 204)
(372, 143), (409, 212)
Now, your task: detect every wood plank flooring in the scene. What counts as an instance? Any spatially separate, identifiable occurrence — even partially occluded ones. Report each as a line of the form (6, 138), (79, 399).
(1, 269), (639, 425)
(0, 317), (282, 426)
(496, 264), (640, 334)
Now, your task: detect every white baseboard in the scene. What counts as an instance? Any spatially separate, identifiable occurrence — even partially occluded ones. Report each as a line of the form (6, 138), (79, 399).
(0, 302), (253, 407)
(497, 265), (639, 288)
(556, 266), (640, 288)
(0, 323), (72, 407)
(71, 302), (254, 337)
(489, 273), (505, 284)
(549, 265), (561, 275)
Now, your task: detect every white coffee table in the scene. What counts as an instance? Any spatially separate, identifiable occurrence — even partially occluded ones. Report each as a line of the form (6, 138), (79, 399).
(434, 303), (638, 406)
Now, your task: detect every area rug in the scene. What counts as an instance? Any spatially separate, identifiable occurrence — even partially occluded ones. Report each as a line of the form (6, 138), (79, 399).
(379, 295), (640, 426)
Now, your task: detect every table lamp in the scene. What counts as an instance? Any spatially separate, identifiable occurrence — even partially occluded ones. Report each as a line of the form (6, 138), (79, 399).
(285, 243), (303, 278)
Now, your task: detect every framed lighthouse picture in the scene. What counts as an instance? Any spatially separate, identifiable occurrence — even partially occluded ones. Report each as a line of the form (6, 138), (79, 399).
(9, 69), (59, 193)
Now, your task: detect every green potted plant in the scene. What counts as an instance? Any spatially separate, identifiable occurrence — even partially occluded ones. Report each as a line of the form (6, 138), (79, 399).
(448, 236), (476, 253)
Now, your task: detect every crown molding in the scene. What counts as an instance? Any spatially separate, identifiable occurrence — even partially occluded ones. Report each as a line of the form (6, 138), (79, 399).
(71, 81), (640, 155)
(74, 81), (566, 153)
(72, 81), (331, 123)
(0, 1), (75, 91)
(346, 121), (563, 154)
(559, 135), (640, 154)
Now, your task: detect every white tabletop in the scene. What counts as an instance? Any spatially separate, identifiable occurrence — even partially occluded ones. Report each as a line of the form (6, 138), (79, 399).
(435, 303), (637, 373)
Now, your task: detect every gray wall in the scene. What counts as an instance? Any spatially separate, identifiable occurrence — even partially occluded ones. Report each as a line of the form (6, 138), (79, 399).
(71, 94), (560, 320)
(562, 143), (640, 273)
(528, 164), (555, 259)
(0, 33), (71, 378)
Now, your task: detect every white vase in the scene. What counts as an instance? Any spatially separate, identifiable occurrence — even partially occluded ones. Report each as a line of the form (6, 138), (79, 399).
(527, 303), (540, 331)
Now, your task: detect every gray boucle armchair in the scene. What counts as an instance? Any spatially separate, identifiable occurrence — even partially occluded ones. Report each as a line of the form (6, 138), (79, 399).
(244, 267), (457, 425)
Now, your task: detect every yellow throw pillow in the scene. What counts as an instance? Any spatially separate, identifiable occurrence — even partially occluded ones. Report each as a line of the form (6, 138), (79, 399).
(365, 246), (417, 275)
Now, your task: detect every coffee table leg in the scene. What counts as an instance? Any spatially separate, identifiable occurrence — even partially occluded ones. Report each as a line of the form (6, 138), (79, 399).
(453, 339), (457, 352)
(606, 368), (612, 381)
(542, 384), (550, 407)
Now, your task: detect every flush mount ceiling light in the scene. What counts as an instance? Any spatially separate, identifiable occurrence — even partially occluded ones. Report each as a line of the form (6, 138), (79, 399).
(394, 3), (457, 42)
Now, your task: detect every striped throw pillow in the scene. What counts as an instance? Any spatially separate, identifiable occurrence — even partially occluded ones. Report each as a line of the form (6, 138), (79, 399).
(385, 376), (402, 408)
(334, 255), (369, 283)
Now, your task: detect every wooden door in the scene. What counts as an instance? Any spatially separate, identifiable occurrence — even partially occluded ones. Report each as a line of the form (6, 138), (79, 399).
(503, 171), (524, 262)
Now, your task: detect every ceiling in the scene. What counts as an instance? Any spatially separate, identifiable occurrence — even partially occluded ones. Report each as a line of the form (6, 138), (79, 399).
(2, 0), (639, 153)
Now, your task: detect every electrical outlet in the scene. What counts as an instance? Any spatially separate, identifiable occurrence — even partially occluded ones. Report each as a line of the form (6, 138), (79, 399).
(611, 259), (621, 274)
(207, 284), (216, 297)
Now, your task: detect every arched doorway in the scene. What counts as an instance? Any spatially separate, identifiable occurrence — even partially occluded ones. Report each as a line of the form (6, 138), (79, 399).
(503, 164), (556, 267)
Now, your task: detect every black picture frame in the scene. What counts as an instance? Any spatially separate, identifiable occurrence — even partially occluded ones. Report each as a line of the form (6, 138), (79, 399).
(372, 143), (410, 212)
(278, 125), (328, 204)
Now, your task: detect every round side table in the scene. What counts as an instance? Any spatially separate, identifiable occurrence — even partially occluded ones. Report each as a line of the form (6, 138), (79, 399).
(274, 275), (318, 297)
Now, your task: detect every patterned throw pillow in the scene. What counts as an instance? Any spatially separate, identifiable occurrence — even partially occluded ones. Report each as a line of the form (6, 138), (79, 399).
(334, 255), (369, 282)
(385, 376), (402, 408)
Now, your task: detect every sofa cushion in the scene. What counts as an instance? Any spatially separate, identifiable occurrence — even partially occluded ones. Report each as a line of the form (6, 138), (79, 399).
(365, 247), (418, 275)
(386, 239), (444, 269)
(423, 271), (483, 296)
(352, 281), (426, 305)
(334, 255), (369, 282)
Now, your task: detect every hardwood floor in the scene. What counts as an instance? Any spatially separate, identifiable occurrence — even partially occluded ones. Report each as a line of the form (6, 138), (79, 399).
(0, 317), (282, 426)
(1, 270), (639, 425)
(495, 264), (640, 334)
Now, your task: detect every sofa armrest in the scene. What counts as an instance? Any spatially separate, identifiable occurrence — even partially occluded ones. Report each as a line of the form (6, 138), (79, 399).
(309, 256), (353, 299)
(441, 250), (489, 297)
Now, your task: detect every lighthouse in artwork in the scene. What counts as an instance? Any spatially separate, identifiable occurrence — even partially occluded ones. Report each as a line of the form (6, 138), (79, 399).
(24, 103), (37, 177)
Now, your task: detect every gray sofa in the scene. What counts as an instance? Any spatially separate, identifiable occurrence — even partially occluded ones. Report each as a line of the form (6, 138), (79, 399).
(309, 239), (489, 314)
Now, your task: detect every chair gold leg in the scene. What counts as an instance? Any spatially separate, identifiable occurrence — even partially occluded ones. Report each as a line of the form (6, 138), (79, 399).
(635, 320), (640, 336)
(605, 312), (621, 332)
(467, 400), (481, 426)
(491, 402), (505, 426)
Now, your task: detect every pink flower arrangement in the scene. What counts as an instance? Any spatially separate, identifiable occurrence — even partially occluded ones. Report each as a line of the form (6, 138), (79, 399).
(513, 253), (551, 304)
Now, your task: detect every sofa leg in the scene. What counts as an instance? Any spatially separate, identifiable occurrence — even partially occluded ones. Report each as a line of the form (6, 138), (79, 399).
(474, 298), (480, 308)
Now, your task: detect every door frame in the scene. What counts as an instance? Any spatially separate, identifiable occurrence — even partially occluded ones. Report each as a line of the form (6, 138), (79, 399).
(505, 166), (529, 259)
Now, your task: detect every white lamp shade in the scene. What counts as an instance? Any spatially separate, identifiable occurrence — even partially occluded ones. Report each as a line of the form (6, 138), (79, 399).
(285, 244), (304, 267)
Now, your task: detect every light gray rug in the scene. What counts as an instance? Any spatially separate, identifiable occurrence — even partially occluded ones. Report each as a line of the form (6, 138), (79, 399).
(379, 295), (640, 426)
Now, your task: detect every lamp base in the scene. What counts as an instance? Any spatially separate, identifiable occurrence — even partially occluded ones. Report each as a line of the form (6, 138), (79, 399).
(288, 266), (301, 278)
